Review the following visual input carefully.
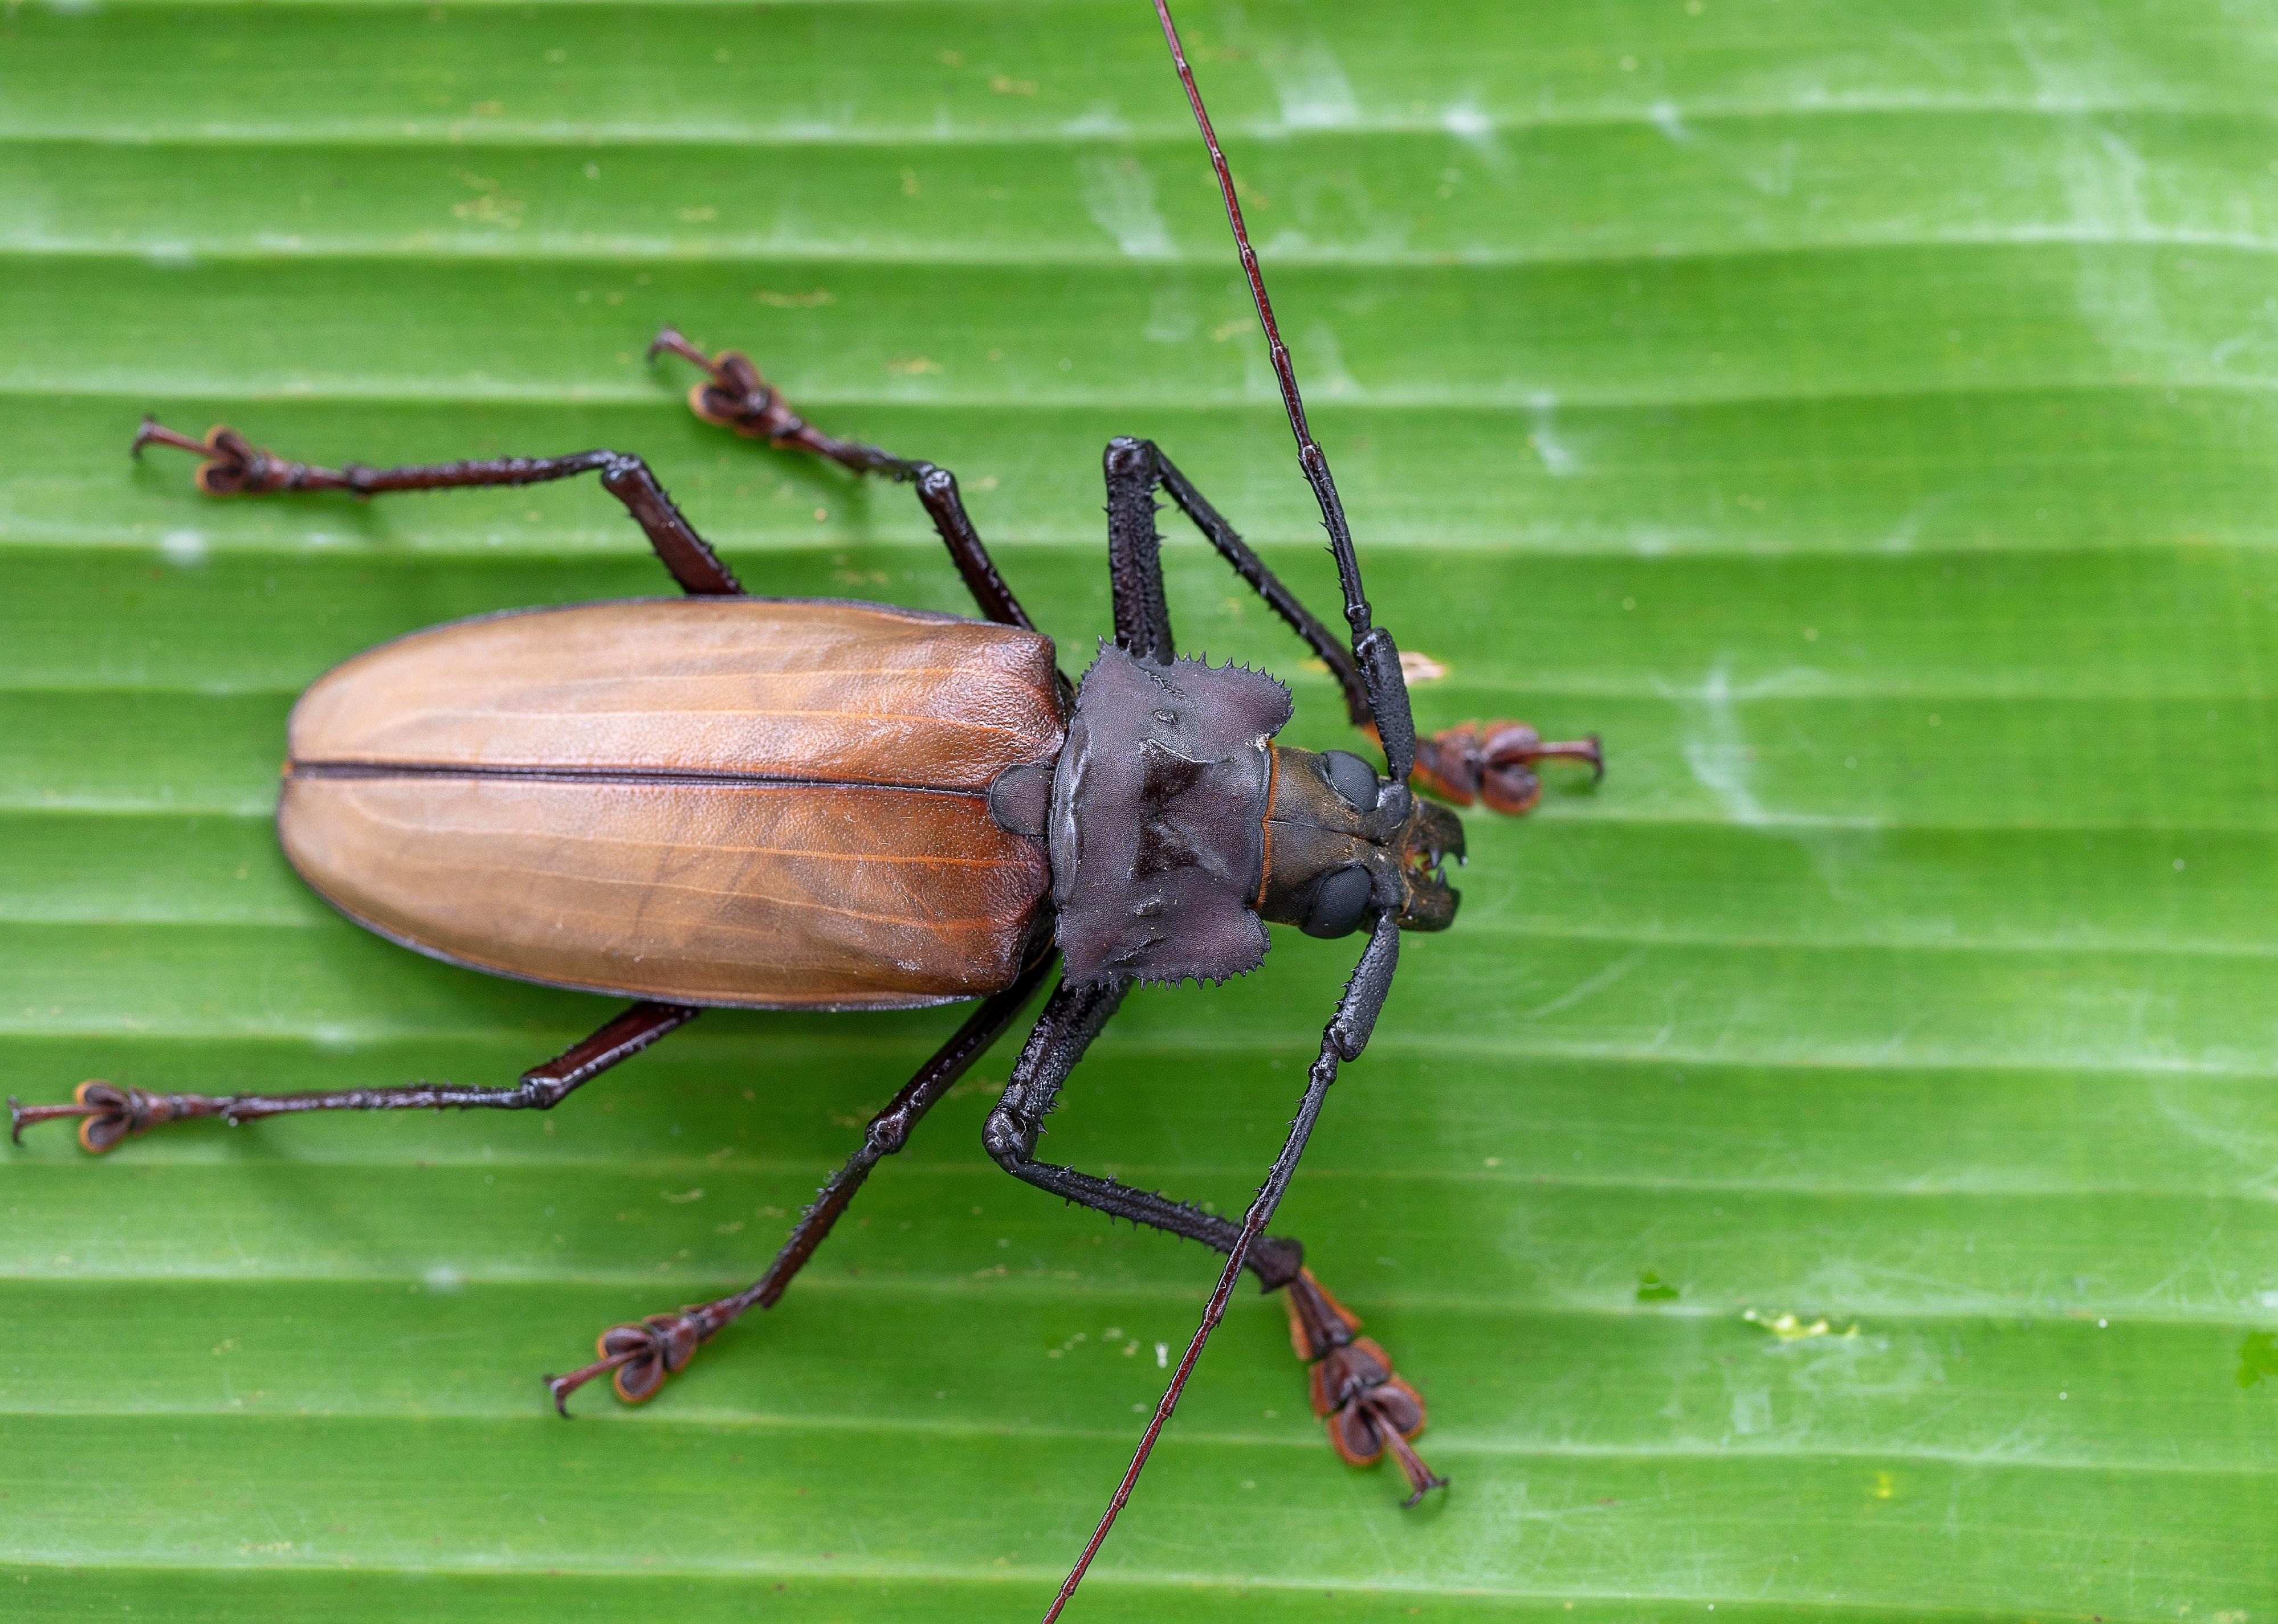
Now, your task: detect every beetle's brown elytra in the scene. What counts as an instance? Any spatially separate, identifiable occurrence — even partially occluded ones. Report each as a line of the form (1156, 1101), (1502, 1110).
(6, 4), (1608, 1617)
(280, 598), (1065, 1010)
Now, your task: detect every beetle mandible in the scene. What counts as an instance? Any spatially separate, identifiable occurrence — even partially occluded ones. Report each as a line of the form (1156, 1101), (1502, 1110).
(9, 1), (1602, 1598)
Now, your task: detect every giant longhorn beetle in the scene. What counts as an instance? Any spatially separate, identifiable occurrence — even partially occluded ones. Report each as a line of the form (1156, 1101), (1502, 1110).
(10, 3), (1602, 1609)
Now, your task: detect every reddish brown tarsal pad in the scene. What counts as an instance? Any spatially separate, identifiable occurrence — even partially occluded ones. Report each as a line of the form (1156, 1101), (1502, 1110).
(605, 1313), (703, 1405)
(649, 333), (825, 451)
(1309, 1336), (1398, 1423)
(1282, 1267), (1447, 1501)
(70, 1082), (195, 1154)
(129, 420), (303, 497)
(76, 1086), (138, 1154)
(1371, 1385), (1448, 1505)
(686, 351), (785, 440)
(643, 330), (771, 433)
(190, 428), (278, 496)
(1323, 1377), (1426, 1466)
(1317, 1358), (1439, 1503)
(1399, 719), (1604, 817)
(550, 1306), (720, 1413)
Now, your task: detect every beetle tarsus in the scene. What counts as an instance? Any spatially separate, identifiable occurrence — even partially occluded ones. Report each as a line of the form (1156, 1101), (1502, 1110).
(648, 327), (805, 445)
(544, 1304), (726, 1414)
(131, 415), (211, 462)
(1285, 1267), (1447, 1504)
(652, 323), (1037, 629)
(130, 416), (312, 496)
(649, 324), (927, 484)
(1408, 720), (1604, 817)
(7, 1080), (210, 1154)
(7, 1092), (101, 1146)
(644, 325), (715, 374)
(128, 419), (745, 595)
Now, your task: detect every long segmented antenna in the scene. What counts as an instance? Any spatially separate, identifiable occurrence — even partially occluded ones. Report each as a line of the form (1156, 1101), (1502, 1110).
(1149, 0), (1417, 785)
(1037, 8), (1422, 1617)
(1041, 919), (1401, 1623)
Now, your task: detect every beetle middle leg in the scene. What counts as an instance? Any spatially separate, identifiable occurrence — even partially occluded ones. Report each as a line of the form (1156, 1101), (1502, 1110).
(981, 976), (1447, 1503)
(9, 1001), (697, 1154)
(1103, 434), (1601, 813)
(129, 418), (741, 596)
(649, 327), (1032, 630)
(543, 950), (1058, 1414)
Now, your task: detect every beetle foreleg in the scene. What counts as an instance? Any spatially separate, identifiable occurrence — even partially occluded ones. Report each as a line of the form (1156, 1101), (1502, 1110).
(649, 327), (1033, 630)
(1102, 435), (1367, 715)
(981, 976), (1304, 1287)
(984, 966), (1445, 1530)
(543, 951), (1058, 1414)
(130, 416), (741, 596)
(1100, 435), (1606, 817)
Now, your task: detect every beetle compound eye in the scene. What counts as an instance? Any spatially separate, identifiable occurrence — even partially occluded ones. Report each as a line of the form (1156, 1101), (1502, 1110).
(1301, 864), (1374, 939)
(1321, 749), (1381, 814)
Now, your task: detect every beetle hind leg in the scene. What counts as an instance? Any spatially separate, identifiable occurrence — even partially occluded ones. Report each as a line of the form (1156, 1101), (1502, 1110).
(7, 1004), (697, 1154)
(128, 414), (741, 596)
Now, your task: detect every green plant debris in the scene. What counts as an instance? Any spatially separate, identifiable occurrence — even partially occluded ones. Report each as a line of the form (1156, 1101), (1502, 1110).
(1745, 1309), (1861, 1344)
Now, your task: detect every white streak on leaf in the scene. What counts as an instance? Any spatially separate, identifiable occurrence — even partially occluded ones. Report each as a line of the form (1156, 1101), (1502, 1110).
(1265, 38), (1358, 130)
(158, 529), (207, 567)
(1075, 153), (1170, 259)
(1522, 949), (1643, 1022)
(1683, 659), (1767, 826)
(1527, 393), (1577, 476)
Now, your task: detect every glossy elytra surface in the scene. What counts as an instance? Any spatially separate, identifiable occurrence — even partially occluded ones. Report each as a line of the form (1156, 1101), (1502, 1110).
(280, 597), (1062, 1009)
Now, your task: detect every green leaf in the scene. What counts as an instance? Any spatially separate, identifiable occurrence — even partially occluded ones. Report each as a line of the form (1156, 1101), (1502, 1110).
(2, 2), (2273, 1621)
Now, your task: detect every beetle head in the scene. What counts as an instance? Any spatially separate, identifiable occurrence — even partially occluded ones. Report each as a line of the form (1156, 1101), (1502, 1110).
(1255, 746), (1464, 939)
